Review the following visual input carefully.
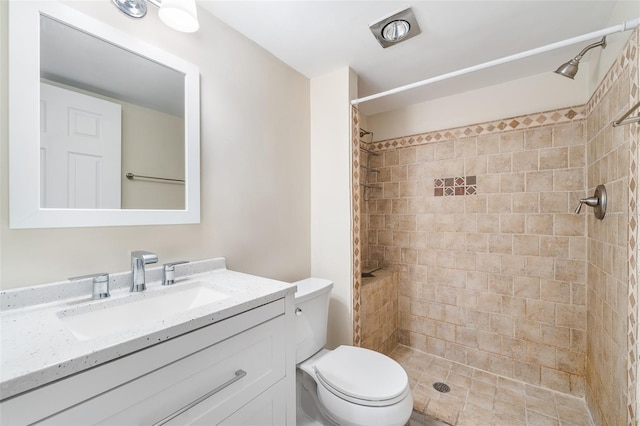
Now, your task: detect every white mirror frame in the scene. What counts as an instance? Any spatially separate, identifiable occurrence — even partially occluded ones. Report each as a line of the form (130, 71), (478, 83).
(9, 1), (200, 229)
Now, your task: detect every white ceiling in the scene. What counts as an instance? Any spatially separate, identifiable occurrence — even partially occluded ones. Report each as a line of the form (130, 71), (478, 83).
(199, 1), (637, 115)
(40, 15), (184, 116)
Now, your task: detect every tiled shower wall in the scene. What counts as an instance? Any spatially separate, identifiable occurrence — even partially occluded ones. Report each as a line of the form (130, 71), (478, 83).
(356, 31), (638, 424)
(584, 30), (638, 426)
(364, 116), (588, 396)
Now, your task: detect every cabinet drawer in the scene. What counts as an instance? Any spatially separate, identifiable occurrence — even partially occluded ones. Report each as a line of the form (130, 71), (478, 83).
(39, 314), (285, 425)
(169, 378), (287, 426)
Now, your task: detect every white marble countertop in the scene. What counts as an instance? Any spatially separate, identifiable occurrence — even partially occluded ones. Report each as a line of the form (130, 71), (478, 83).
(0, 258), (296, 400)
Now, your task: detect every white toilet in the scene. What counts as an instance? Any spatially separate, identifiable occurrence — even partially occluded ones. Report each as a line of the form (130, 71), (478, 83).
(294, 278), (413, 426)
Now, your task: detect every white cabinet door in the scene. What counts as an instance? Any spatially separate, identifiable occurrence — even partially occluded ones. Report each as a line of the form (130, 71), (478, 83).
(40, 83), (121, 209)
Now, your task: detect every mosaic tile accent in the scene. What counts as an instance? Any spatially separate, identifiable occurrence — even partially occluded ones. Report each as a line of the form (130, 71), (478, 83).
(367, 106), (585, 152)
(433, 176), (476, 197)
(351, 106), (362, 348)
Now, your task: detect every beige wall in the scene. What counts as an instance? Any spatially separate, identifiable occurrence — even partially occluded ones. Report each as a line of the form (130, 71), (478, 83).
(0, 1), (311, 288)
(120, 102), (185, 210)
(365, 72), (588, 142)
(310, 67), (357, 349)
(584, 30), (638, 426)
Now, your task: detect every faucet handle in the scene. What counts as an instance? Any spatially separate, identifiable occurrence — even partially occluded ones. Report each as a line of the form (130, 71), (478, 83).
(69, 272), (110, 300)
(162, 261), (189, 286)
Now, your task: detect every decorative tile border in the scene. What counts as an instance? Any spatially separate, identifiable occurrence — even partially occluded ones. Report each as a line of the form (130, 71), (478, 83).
(366, 106), (585, 152)
(351, 106), (362, 348)
(434, 176), (477, 196)
(626, 29), (639, 426)
(587, 30), (638, 115)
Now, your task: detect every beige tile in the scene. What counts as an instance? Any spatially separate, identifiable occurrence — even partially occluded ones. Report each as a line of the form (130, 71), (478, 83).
(455, 138), (477, 158)
(526, 214), (554, 235)
(553, 215), (584, 237)
(540, 147), (568, 170)
(384, 149), (399, 167)
(525, 127), (553, 150)
(553, 122), (584, 147)
(488, 153), (513, 174)
(434, 141), (455, 160)
(513, 192), (539, 214)
(513, 235), (540, 255)
(513, 150), (539, 172)
(553, 168), (584, 191)
(514, 276), (540, 298)
(526, 171), (554, 192)
(398, 146), (416, 165)
(513, 362), (541, 385)
(526, 410), (560, 426)
(540, 192), (568, 213)
(426, 397), (461, 425)
(540, 280), (570, 303)
(488, 193), (513, 213)
(539, 236), (569, 257)
(501, 131), (525, 152)
(501, 172), (525, 193)
(501, 214), (525, 233)
(477, 134), (501, 155)
(540, 367), (571, 394)
(526, 394), (558, 418)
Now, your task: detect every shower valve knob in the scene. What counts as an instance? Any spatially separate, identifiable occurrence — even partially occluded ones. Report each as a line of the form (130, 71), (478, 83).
(574, 185), (607, 220)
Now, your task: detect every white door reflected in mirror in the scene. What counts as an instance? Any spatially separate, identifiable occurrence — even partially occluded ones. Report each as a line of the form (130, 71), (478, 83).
(40, 83), (122, 209)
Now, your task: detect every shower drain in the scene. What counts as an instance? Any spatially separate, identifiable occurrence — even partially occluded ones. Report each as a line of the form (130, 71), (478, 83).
(433, 382), (450, 393)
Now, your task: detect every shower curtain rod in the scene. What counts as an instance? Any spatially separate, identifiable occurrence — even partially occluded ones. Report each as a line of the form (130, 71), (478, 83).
(351, 17), (640, 106)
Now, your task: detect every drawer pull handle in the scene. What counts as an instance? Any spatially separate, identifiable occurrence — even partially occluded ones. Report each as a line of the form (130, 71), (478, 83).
(153, 369), (247, 425)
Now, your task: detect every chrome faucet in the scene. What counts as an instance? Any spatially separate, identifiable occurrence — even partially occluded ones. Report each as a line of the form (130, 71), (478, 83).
(130, 251), (158, 292)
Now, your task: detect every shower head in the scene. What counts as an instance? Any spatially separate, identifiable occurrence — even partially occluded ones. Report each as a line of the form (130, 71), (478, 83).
(555, 36), (607, 79)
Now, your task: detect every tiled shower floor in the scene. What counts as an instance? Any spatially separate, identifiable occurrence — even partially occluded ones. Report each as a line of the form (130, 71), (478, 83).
(391, 345), (594, 426)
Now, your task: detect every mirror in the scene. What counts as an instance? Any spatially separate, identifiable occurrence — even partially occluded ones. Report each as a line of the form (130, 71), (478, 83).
(9, 1), (200, 228)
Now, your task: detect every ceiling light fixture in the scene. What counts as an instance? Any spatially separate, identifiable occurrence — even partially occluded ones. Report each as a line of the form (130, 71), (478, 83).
(382, 20), (411, 42)
(370, 8), (421, 48)
(112, 0), (199, 33)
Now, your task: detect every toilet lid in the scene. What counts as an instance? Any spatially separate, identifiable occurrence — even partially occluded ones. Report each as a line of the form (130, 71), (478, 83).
(314, 346), (408, 403)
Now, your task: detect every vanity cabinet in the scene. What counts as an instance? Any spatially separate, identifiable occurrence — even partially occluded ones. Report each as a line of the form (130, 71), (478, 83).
(0, 298), (295, 425)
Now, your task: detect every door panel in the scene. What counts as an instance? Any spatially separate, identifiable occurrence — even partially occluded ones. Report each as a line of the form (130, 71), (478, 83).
(40, 83), (122, 208)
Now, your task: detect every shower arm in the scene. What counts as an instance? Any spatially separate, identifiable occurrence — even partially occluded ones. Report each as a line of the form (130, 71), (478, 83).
(572, 37), (607, 62)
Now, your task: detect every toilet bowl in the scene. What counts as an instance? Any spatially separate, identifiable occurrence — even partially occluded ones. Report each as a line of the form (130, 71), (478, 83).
(294, 278), (412, 426)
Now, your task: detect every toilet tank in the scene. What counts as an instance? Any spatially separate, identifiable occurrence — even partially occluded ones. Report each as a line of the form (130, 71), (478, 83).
(293, 278), (333, 363)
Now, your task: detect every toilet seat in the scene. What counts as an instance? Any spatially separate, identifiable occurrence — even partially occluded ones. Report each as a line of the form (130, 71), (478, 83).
(313, 345), (409, 407)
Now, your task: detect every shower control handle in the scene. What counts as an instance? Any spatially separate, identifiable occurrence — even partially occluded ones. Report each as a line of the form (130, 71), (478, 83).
(574, 196), (598, 214)
(574, 185), (607, 220)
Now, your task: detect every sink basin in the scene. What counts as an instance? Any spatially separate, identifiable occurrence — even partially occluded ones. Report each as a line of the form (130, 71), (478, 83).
(58, 283), (231, 341)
